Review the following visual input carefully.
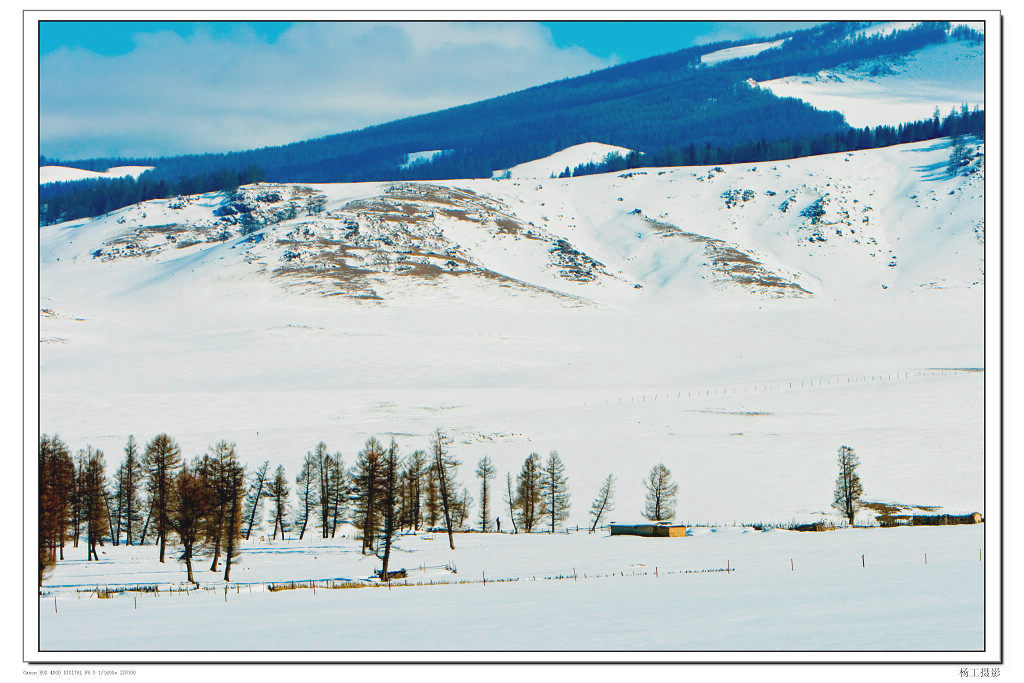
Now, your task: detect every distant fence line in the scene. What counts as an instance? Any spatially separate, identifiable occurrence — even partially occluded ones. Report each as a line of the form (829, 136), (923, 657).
(580, 368), (983, 408)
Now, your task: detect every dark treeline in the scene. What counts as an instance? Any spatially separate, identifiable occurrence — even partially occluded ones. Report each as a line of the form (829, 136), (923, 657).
(39, 432), (875, 588)
(38, 431), (635, 587)
(563, 105), (985, 177)
(38, 165), (265, 226)
(40, 22), (980, 225)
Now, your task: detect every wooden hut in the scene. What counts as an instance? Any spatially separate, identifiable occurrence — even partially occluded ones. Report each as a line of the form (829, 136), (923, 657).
(609, 523), (688, 537)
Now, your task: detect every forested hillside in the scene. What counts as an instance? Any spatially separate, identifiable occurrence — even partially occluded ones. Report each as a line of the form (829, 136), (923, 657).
(40, 21), (981, 225)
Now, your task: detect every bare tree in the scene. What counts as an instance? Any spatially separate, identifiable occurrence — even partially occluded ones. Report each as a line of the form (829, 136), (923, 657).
(113, 436), (143, 546)
(69, 450), (87, 549)
(326, 452), (346, 537)
(430, 429), (459, 550)
(312, 442), (335, 538)
(241, 460), (270, 540)
(379, 439), (400, 579)
(451, 486), (473, 529)
(539, 451), (570, 533)
(589, 474), (616, 533)
(142, 434), (182, 562)
(514, 453), (542, 532)
(294, 452), (316, 540)
(79, 447), (110, 562)
(504, 472), (518, 534)
(168, 459), (210, 585)
(353, 437), (385, 554)
(832, 445), (864, 525)
(424, 457), (440, 528)
(265, 465), (290, 540)
(220, 453), (246, 582)
(38, 435), (74, 585)
(475, 456), (496, 532)
(400, 450), (427, 531)
(642, 464), (678, 522)
(199, 441), (244, 577)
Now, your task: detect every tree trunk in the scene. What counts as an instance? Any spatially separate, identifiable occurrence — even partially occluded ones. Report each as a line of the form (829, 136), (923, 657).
(139, 502), (152, 546)
(438, 469), (454, 550)
(506, 476), (518, 534)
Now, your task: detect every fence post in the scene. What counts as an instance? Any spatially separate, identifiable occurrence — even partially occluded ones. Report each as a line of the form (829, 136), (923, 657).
(861, 554), (865, 568)
(790, 559), (794, 571)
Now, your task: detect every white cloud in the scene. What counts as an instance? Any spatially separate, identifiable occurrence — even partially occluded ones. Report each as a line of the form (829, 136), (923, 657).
(40, 22), (613, 160)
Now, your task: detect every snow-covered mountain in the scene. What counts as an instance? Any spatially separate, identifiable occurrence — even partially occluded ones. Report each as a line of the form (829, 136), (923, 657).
(38, 138), (984, 525)
(41, 138), (983, 304)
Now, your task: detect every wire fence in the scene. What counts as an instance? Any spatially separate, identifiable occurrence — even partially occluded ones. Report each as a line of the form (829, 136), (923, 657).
(49, 541), (984, 608)
(579, 368), (983, 408)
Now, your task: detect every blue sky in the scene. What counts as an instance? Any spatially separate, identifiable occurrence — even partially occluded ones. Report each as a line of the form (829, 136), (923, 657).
(39, 20), (817, 161)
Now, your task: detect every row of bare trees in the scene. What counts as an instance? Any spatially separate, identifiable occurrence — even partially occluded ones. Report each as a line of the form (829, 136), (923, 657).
(40, 427), (690, 587)
(38, 433), (247, 586)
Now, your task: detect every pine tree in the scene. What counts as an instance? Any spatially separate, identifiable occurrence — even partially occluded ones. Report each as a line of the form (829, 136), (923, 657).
(539, 451), (570, 533)
(832, 445), (864, 525)
(589, 474), (616, 533)
(514, 453), (542, 532)
(142, 434), (182, 563)
(642, 464), (678, 522)
(475, 456), (496, 532)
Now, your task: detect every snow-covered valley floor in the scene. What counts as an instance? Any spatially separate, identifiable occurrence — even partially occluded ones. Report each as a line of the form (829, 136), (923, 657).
(34, 139), (991, 658)
(39, 524), (984, 654)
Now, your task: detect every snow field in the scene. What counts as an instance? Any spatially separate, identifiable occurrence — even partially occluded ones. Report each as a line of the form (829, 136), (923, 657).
(39, 165), (155, 185)
(494, 142), (633, 180)
(758, 41), (984, 128)
(700, 39), (786, 66)
(38, 524), (984, 653)
(35, 139), (987, 655)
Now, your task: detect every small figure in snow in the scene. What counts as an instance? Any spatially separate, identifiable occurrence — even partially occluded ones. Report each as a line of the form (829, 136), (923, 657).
(496, 517), (501, 533)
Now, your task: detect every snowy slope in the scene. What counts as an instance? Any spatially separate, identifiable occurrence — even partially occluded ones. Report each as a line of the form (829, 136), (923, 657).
(493, 142), (632, 179)
(700, 39), (786, 66)
(39, 165), (154, 185)
(399, 149), (449, 169)
(38, 140), (984, 529)
(758, 38), (983, 127)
